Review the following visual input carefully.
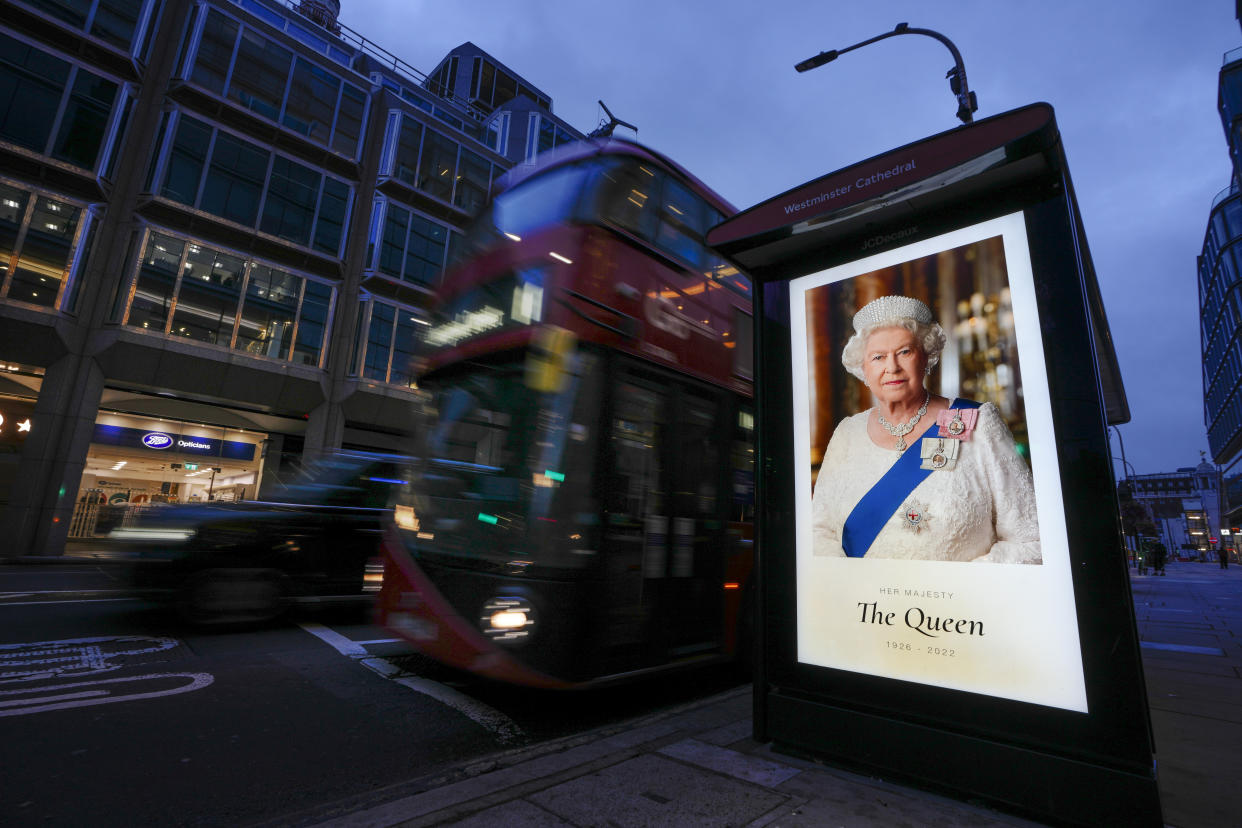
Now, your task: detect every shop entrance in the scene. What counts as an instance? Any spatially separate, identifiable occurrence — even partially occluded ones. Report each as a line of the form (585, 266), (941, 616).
(70, 412), (266, 539)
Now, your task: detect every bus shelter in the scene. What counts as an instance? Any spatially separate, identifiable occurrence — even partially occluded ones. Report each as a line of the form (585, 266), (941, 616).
(706, 103), (1160, 827)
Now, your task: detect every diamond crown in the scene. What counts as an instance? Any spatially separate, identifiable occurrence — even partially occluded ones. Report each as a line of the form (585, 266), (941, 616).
(852, 295), (932, 333)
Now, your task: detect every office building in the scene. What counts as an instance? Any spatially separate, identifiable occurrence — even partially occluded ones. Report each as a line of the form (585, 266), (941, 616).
(0, 0), (584, 555)
(1202, 22), (1242, 465)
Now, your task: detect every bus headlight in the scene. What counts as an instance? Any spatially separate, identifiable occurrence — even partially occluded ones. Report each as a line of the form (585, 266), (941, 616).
(480, 596), (536, 643)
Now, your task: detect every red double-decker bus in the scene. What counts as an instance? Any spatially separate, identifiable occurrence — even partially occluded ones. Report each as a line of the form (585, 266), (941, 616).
(377, 138), (754, 687)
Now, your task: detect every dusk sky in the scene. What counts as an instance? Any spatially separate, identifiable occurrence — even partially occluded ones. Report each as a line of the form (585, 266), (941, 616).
(340, 1), (1238, 478)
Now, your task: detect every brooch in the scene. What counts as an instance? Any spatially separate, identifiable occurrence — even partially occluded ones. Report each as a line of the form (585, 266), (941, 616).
(900, 499), (932, 534)
(920, 437), (959, 471)
(935, 408), (978, 440)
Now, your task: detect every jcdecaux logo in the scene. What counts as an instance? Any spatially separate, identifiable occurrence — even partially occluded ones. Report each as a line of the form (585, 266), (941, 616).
(141, 432), (174, 449)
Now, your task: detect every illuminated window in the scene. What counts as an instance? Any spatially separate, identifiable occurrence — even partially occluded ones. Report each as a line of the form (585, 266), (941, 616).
(0, 181), (93, 311)
(122, 230), (335, 366)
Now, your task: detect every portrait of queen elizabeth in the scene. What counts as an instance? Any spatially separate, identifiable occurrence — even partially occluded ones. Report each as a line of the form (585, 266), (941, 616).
(810, 294), (1042, 563)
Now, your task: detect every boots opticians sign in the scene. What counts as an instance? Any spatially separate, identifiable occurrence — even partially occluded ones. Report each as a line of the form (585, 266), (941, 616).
(141, 432), (174, 449)
(93, 425), (256, 460)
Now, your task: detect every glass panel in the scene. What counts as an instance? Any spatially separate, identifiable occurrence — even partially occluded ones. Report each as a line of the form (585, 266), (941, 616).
(538, 117), (556, 154)
(161, 114), (211, 205)
(589, 158), (659, 241)
(169, 244), (243, 344)
(200, 131), (268, 226)
(127, 232), (182, 332)
(393, 116), (423, 186)
(259, 155), (319, 245)
(454, 148), (490, 216)
(494, 71), (516, 108)
(655, 176), (708, 267)
(236, 263), (300, 358)
(228, 28), (291, 121)
(0, 183), (29, 288)
(1225, 196), (1242, 240)
(611, 383), (666, 517)
(379, 203), (408, 277)
(0, 33), (70, 153)
(283, 58), (338, 145)
(390, 314), (419, 387)
(417, 130), (457, 202)
(312, 176), (348, 255)
(292, 280), (330, 366)
(90, 0), (145, 50)
(363, 302), (394, 381)
(403, 213), (446, 286)
(491, 164), (588, 238)
(8, 196), (80, 307)
(190, 9), (238, 94)
(59, 210), (94, 313)
(477, 61), (495, 107)
(331, 83), (365, 158)
(25, 0), (90, 27)
(51, 67), (117, 169)
(102, 92), (131, 180)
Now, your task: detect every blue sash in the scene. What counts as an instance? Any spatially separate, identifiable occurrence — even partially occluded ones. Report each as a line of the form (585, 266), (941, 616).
(841, 399), (982, 558)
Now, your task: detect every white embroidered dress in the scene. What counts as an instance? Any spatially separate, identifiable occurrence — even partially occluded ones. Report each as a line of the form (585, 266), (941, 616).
(810, 401), (1041, 563)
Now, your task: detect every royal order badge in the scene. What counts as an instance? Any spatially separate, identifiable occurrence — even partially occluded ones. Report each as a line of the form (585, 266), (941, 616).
(901, 499), (932, 534)
(920, 437), (960, 471)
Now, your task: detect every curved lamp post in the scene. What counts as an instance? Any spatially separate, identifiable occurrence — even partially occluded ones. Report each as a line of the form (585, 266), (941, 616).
(795, 22), (979, 125)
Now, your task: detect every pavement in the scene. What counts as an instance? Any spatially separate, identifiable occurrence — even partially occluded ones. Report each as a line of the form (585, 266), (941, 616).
(22, 551), (1241, 827)
(268, 561), (1238, 828)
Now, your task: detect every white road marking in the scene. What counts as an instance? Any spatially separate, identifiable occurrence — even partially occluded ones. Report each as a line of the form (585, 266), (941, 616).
(0, 673), (213, 716)
(299, 622), (369, 657)
(299, 622), (525, 745)
(0, 636), (211, 716)
(0, 598), (139, 606)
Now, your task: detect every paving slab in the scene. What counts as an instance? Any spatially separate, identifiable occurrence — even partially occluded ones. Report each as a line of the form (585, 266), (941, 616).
(529, 754), (788, 828)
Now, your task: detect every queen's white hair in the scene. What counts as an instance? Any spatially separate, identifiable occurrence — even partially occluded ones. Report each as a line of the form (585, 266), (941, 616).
(841, 316), (947, 382)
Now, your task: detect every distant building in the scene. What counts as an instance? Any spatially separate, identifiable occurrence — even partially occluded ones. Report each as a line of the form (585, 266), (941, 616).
(1126, 461), (1226, 561)
(0, 0), (586, 555)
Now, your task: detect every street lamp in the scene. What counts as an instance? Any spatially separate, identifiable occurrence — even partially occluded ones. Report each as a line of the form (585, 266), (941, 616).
(1109, 425), (1132, 485)
(795, 22), (979, 124)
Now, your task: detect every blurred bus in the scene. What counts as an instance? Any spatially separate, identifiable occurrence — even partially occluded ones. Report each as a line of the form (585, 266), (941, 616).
(377, 138), (754, 687)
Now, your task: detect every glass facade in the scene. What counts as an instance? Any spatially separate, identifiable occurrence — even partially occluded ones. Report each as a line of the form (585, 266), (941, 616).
(0, 31), (124, 173)
(354, 297), (426, 387)
(153, 113), (352, 255)
(185, 6), (368, 158)
(122, 229), (335, 366)
(1, 0), (578, 404)
(373, 199), (452, 287)
(22, 0), (152, 52)
(527, 113), (576, 162)
(380, 110), (495, 215)
(1202, 185), (1242, 459)
(467, 55), (550, 114)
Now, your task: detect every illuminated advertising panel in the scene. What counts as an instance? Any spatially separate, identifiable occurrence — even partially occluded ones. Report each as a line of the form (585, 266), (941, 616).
(787, 213), (1085, 710)
(707, 104), (1159, 826)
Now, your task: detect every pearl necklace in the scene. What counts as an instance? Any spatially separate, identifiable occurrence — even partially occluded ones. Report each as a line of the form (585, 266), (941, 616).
(877, 392), (929, 452)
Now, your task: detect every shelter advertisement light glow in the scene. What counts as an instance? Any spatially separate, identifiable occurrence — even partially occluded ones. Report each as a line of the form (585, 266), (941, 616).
(787, 212), (1087, 712)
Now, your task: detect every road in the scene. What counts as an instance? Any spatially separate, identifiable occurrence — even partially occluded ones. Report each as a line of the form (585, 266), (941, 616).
(0, 561), (744, 826)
